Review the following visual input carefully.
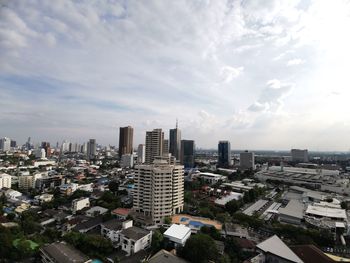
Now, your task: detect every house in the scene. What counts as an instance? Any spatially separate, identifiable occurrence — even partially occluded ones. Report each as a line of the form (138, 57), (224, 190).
(101, 219), (123, 246)
(254, 235), (303, 263)
(119, 220), (152, 256)
(40, 241), (91, 263)
(73, 216), (103, 233)
(291, 245), (335, 263)
(148, 249), (189, 263)
(111, 207), (131, 220)
(163, 224), (191, 247)
(101, 219), (152, 256)
(85, 206), (108, 217)
(72, 197), (90, 214)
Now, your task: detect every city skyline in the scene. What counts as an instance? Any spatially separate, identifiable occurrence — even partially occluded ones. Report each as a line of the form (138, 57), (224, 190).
(1, 1), (350, 150)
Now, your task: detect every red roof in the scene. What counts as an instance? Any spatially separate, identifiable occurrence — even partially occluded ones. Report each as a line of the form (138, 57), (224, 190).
(112, 208), (130, 216)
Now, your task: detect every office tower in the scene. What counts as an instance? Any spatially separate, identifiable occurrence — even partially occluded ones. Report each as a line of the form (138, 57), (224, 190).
(291, 149), (309, 163)
(0, 137), (11, 152)
(218, 141), (231, 168)
(87, 139), (96, 160)
(133, 157), (184, 224)
(118, 126), (134, 158)
(10, 140), (16, 148)
(163, 139), (169, 155)
(145, 129), (164, 164)
(240, 151), (255, 170)
(35, 148), (46, 159)
(121, 154), (134, 168)
(41, 142), (51, 157)
(180, 140), (195, 168)
(169, 122), (181, 160)
(137, 144), (146, 164)
(25, 137), (32, 150)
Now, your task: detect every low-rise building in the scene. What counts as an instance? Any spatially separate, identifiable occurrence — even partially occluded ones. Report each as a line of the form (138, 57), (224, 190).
(0, 173), (11, 189)
(199, 172), (227, 185)
(40, 241), (91, 263)
(85, 206), (108, 217)
(34, 194), (54, 204)
(278, 200), (305, 225)
(164, 224), (191, 247)
(72, 197), (90, 214)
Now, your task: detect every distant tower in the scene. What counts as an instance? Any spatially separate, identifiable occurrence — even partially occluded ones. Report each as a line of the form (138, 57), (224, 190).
(87, 139), (96, 160)
(181, 140), (195, 168)
(118, 126), (134, 158)
(218, 141), (231, 168)
(169, 120), (181, 160)
(145, 129), (164, 164)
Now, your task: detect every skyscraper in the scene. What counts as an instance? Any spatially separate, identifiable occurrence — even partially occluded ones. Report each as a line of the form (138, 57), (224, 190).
(137, 144), (146, 164)
(240, 151), (255, 170)
(145, 129), (164, 164)
(0, 137), (11, 152)
(41, 142), (51, 157)
(169, 121), (181, 160)
(118, 126), (134, 158)
(87, 139), (96, 160)
(133, 157), (184, 224)
(162, 139), (169, 155)
(180, 140), (195, 168)
(218, 141), (231, 168)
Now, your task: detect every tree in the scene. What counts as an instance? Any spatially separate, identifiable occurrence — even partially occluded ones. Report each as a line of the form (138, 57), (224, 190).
(151, 230), (164, 252)
(200, 226), (222, 240)
(180, 234), (219, 263)
(108, 181), (119, 195)
(164, 217), (172, 225)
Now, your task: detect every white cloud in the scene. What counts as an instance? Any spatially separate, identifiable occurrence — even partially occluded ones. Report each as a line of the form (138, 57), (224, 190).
(287, 58), (305, 66)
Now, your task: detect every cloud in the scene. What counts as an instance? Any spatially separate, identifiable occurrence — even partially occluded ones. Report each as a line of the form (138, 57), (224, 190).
(287, 58), (305, 66)
(248, 79), (294, 112)
(1, 0), (350, 150)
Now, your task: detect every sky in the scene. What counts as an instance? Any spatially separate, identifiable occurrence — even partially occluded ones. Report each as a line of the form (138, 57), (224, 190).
(1, 0), (350, 151)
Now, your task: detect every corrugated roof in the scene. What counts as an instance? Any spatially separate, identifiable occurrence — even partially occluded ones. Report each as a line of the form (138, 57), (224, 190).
(256, 235), (303, 263)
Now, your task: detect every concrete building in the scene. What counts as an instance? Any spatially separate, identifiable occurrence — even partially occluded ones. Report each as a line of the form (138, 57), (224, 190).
(137, 144), (146, 164)
(41, 142), (51, 157)
(162, 139), (169, 155)
(121, 154), (134, 168)
(145, 129), (164, 164)
(199, 172), (227, 185)
(119, 126), (133, 158)
(35, 148), (46, 159)
(278, 200), (305, 225)
(0, 173), (11, 189)
(87, 139), (96, 160)
(164, 224), (191, 247)
(72, 197), (90, 214)
(240, 151), (255, 170)
(133, 157), (184, 224)
(18, 173), (42, 190)
(291, 149), (309, 162)
(40, 242), (91, 263)
(180, 140), (195, 168)
(218, 141), (231, 168)
(169, 123), (181, 160)
(119, 220), (152, 256)
(0, 137), (11, 152)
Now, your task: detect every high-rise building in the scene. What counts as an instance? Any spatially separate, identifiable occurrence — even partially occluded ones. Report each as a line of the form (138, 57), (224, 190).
(133, 157), (184, 224)
(0, 137), (11, 152)
(218, 141), (231, 168)
(291, 149), (309, 163)
(180, 140), (195, 168)
(169, 122), (181, 160)
(137, 144), (146, 164)
(118, 126), (134, 158)
(0, 173), (11, 189)
(240, 151), (255, 170)
(145, 129), (164, 164)
(41, 142), (51, 157)
(87, 139), (96, 160)
(10, 140), (16, 148)
(162, 139), (169, 155)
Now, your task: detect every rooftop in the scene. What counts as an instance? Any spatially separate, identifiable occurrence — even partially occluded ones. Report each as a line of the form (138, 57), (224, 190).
(256, 235), (303, 263)
(40, 242), (90, 263)
(148, 249), (188, 263)
(306, 205), (347, 220)
(279, 200), (305, 219)
(121, 226), (150, 241)
(164, 224), (191, 240)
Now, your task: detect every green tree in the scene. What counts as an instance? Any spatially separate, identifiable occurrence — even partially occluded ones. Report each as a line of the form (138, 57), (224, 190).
(108, 181), (119, 195)
(151, 230), (164, 252)
(180, 234), (219, 263)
